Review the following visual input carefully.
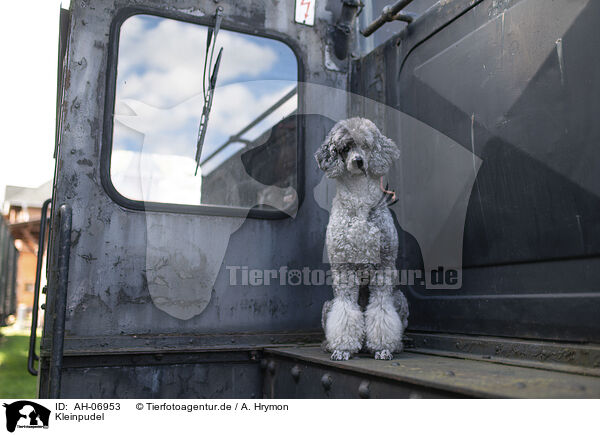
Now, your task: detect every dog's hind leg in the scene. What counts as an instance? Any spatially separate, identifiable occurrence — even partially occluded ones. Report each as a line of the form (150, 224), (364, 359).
(394, 289), (409, 331)
(320, 299), (333, 351)
(325, 267), (364, 360)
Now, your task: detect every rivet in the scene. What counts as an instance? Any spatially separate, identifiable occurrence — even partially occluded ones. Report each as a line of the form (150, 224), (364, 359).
(358, 380), (370, 398)
(321, 373), (333, 390)
(291, 365), (301, 382)
(267, 360), (276, 374)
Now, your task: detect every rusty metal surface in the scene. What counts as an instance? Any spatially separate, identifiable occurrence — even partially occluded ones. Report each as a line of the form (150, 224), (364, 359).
(49, 0), (344, 343)
(263, 346), (600, 398)
(40, 0), (349, 398)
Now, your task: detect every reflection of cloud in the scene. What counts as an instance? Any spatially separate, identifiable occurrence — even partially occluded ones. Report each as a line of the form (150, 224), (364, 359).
(114, 81), (297, 159)
(112, 149), (202, 205)
(118, 15), (280, 107)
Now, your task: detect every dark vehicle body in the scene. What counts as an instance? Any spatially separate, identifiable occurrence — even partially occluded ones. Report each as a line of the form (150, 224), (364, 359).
(32, 0), (600, 398)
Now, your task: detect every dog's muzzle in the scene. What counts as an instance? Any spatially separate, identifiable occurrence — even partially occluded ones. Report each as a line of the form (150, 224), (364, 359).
(351, 156), (366, 175)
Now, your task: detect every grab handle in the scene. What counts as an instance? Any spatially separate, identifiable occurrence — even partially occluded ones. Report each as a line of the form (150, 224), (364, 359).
(27, 198), (51, 376)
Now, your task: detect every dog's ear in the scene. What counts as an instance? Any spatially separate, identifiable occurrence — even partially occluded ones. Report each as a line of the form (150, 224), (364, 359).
(368, 128), (400, 177)
(315, 125), (345, 178)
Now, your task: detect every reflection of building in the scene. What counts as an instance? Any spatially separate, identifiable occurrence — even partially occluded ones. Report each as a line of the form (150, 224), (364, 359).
(2, 181), (52, 328)
(201, 116), (298, 209)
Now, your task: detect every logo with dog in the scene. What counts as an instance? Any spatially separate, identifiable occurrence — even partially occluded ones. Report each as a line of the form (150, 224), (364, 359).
(2, 401), (50, 432)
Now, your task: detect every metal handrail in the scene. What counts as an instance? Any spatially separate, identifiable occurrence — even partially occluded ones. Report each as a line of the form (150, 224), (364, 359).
(48, 204), (72, 398)
(361, 0), (416, 37)
(27, 198), (51, 376)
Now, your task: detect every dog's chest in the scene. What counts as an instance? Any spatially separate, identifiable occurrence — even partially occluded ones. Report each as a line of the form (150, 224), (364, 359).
(327, 202), (383, 264)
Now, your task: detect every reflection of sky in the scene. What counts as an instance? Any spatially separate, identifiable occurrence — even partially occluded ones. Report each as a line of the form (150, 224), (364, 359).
(112, 14), (298, 176)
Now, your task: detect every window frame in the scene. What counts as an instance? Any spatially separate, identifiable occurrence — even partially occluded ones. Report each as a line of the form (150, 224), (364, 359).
(101, 6), (305, 219)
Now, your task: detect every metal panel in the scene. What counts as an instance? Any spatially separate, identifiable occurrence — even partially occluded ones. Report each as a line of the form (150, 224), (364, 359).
(52, 0), (344, 339)
(41, 0), (351, 398)
(351, 0), (600, 341)
(60, 360), (262, 399)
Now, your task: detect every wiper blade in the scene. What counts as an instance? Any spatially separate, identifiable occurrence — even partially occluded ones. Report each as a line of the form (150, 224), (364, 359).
(195, 47), (223, 175)
(195, 8), (224, 176)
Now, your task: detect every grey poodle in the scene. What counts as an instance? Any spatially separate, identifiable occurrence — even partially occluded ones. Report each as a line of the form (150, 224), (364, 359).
(315, 117), (409, 361)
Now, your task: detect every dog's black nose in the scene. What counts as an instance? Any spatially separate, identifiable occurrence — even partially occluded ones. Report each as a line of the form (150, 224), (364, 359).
(355, 157), (363, 168)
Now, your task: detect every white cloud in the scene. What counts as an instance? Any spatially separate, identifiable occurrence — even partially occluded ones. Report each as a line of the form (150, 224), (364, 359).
(111, 149), (202, 205)
(117, 15), (281, 108)
(114, 80), (297, 159)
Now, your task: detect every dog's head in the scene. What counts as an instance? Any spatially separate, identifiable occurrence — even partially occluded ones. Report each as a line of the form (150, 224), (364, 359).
(315, 117), (399, 178)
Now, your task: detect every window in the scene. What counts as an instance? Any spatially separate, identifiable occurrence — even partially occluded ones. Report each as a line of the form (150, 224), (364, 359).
(109, 14), (299, 214)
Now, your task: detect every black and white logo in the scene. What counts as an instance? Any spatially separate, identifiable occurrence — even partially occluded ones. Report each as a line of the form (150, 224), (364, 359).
(3, 401), (50, 433)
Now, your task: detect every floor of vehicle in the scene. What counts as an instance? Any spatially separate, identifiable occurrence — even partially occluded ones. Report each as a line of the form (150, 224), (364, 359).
(261, 345), (600, 398)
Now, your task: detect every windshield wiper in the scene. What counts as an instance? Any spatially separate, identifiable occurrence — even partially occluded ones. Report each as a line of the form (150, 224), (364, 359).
(195, 8), (224, 176)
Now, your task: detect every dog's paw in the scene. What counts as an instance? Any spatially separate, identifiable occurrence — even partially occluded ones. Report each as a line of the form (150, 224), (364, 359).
(331, 350), (351, 361)
(374, 349), (393, 360)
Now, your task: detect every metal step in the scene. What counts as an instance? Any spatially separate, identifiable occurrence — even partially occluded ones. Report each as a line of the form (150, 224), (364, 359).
(261, 346), (600, 398)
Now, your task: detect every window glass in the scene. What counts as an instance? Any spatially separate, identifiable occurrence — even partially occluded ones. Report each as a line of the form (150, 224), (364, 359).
(111, 14), (299, 211)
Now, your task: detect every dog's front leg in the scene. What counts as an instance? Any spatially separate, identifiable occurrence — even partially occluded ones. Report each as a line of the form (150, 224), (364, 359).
(325, 267), (364, 361)
(365, 280), (404, 360)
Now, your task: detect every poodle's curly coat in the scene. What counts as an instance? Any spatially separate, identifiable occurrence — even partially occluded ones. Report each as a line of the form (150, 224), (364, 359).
(315, 118), (409, 361)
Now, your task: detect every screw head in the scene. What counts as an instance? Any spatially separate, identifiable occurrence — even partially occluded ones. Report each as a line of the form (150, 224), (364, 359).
(358, 380), (370, 398)
(321, 373), (333, 390)
(290, 365), (301, 382)
(267, 360), (276, 374)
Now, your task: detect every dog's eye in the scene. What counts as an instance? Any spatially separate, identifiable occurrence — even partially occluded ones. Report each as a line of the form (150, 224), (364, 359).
(342, 144), (350, 153)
